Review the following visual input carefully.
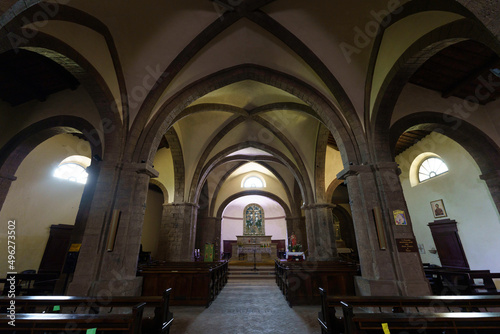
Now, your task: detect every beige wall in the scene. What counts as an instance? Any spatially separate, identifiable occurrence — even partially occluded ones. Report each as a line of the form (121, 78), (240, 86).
(0, 134), (89, 275)
(397, 133), (500, 272)
(141, 188), (163, 259)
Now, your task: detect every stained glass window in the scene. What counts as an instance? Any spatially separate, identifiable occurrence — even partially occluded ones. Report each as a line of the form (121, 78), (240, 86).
(244, 203), (264, 235)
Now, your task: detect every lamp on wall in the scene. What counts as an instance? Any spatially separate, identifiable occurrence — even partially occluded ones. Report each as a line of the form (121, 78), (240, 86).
(372, 207), (387, 250)
(106, 209), (121, 252)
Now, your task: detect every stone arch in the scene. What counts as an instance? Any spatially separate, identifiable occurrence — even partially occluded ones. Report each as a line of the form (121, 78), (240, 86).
(326, 179), (345, 204)
(370, 18), (500, 162)
(315, 124), (330, 203)
(0, 116), (103, 244)
(215, 190), (292, 220)
(148, 179), (169, 204)
(196, 141), (312, 207)
(390, 111), (500, 214)
(163, 127), (185, 202)
(207, 161), (297, 218)
(132, 64), (364, 171)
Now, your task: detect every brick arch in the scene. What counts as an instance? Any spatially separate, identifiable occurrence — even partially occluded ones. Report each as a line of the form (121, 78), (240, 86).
(0, 33), (124, 161)
(390, 111), (500, 214)
(0, 2), (129, 127)
(370, 18), (500, 163)
(364, 0), (487, 126)
(0, 115), (102, 212)
(132, 64), (363, 170)
(215, 190), (292, 220)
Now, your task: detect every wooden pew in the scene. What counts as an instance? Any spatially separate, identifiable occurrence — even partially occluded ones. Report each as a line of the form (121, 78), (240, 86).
(469, 272), (500, 295)
(342, 302), (500, 334)
(139, 261), (227, 307)
(0, 302), (145, 334)
(1, 273), (59, 296)
(0, 288), (173, 334)
(317, 291), (500, 334)
(346, 310), (500, 334)
(423, 267), (491, 295)
(274, 260), (358, 306)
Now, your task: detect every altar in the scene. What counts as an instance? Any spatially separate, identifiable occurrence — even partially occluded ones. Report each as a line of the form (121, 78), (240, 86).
(233, 235), (277, 262)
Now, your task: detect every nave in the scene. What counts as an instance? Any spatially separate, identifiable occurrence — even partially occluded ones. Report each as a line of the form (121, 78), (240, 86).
(169, 279), (320, 334)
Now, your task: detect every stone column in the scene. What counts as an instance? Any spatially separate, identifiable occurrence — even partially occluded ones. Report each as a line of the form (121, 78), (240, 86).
(302, 203), (339, 261)
(68, 161), (158, 296)
(0, 173), (16, 212)
(338, 162), (431, 296)
(480, 170), (500, 215)
(157, 202), (199, 261)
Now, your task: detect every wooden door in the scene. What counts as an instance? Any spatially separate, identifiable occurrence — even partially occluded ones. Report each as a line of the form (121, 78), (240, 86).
(428, 219), (469, 269)
(38, 224), (73, 273)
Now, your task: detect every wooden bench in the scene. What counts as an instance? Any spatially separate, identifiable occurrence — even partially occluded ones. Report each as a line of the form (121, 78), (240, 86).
(275, 260), (358, 306)
(469, 272), (500, 295)
(0, 302), (145, 334)
(424, 267), (492, 295)
(139, 261), (227, 307)
(0, 288), (173, 334)
(346, 310), (500, 334)
(317, 290), (500, 334)
(1, 273), (59, 296)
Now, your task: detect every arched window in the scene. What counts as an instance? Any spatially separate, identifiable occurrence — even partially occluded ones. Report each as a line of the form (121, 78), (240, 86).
(243, 176), (264, 188)
(418, 157), (448, 182)
(53, 155), (91, 184)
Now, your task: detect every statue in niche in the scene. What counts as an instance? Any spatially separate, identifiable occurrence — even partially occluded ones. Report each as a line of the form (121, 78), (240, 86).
(244, 203), (264, 236)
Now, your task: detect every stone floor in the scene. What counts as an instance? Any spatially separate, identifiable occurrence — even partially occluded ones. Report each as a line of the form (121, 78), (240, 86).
(169, 279), (321, 334)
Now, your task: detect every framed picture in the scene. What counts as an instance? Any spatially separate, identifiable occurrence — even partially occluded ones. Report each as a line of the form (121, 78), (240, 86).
(393, 209), (407, 225)
(430, 199), (447, 218)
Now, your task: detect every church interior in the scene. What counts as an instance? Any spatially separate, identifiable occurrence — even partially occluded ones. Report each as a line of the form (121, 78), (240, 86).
(1, 1), (500, 333)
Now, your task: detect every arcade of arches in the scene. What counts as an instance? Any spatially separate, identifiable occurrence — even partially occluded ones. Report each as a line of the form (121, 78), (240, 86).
(1, 1), (500, 299)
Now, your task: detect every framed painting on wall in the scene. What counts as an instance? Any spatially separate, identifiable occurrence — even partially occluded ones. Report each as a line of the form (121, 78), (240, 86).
(430, 199), (447, 218)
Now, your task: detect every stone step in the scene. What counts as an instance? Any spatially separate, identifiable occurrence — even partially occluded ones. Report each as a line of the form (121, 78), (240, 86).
(228, 268), (276, 280)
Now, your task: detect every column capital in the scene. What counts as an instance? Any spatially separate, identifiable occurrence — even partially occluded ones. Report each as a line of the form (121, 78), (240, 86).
(163, 202), (200, 209)
(0, 173), (16, 181)
(337, 162), (400, 180)
(336, 164), (372, 180)
(480, 170), (500, 181)
(301, 202), (336, 210)
(123, 162), (159, 178)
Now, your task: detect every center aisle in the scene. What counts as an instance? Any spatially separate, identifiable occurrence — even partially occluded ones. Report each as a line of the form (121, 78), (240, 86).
(169, 279), (321, 334)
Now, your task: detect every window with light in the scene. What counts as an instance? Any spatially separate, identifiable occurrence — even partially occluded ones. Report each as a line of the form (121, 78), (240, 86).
(243, 176), (264, 188)
(418, 157), (448, 182)
(53, 155), (91, 184)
